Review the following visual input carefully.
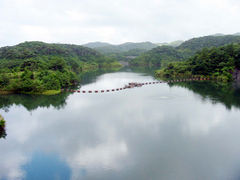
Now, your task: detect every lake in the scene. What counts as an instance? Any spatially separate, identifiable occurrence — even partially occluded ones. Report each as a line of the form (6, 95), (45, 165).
(1, 70), (240, 180)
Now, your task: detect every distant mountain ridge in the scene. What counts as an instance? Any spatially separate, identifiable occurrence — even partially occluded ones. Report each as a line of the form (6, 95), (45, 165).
(130, 34), (240, 67)
(211, 32), (240, 37)
(234, 32), (240, 36)
(82, 41), (158, 54)
(157, 40), (184, 47)
(0, 41), (102, 61)
(177, 35), (240, 53)
(83, 41), (184, 55)
(82, 41), (159, 61)
(82, 42), (112, 48)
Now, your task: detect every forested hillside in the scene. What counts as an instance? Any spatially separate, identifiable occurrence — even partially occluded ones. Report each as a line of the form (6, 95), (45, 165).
(130, 46), (187, 67)
(177, 35), (240, 53)
(82, 42), (158, 61)
(156, 44), (240, 82)
(93, 42), (158, 54)
(0, 41), (121, 94)
(131, 35), (240, 67)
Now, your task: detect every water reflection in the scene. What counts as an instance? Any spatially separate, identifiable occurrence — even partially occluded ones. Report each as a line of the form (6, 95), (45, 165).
(23, 152), (71, 180)
(0, 121), (6, 139)
(0, 93), (70, 111)
(0, 72), (240, 180)
(0, 70), (124, 112)
(127, 66), (158, 76)
(170, 81), (240, 110)
(80, 69), (123, 85)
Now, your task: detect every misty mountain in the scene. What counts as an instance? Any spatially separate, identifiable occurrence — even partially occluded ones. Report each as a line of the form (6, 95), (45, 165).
(178, 35), (240, 53)
(130, 34), (240, 67)
(82, 42), (112, 48)
(157, 40), (184, 47)
(211, 33), (240, 37)
(234, 32), (240, 36)
(83, 42), (158, 55)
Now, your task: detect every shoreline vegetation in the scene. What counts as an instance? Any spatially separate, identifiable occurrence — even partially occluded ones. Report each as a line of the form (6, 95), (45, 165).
(0, 41), (122, 95)
(127, 35), (240, 82)
(1, 35), (240, 96)
(0, 62), (122, 95)
(155, 44), (240, 82)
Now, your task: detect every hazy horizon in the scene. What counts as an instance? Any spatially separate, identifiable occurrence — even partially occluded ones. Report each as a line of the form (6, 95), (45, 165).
(0, 32), (239, 48)
(0, 0), (240, 47)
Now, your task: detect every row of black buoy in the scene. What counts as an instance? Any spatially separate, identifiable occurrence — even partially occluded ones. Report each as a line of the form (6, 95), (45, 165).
(62, 77), (210, 94)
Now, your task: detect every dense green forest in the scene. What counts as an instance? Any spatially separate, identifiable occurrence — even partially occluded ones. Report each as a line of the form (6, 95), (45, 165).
(130, 46), (189, 67)
(83, 41), (186, 62)
(105, 48), (148, 61)
(131, 35), (240, 67)
(177, 35), (240, 53)
(156, 43), (240, 82)
(0, 41), (121, 94)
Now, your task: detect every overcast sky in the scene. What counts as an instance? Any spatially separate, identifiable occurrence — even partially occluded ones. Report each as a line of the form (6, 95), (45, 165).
(0, 0), (240, 47)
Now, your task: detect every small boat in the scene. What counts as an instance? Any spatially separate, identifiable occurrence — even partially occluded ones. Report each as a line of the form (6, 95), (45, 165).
(124, 82), (143, 89)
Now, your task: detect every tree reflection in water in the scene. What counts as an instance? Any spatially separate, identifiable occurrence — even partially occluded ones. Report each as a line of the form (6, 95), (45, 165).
(0, 115), (6, 139)
(0, 92), (70, 111)
(0, 70), (116, 112)
(0, 93), (70, 139)
(170, 81), (240, 110)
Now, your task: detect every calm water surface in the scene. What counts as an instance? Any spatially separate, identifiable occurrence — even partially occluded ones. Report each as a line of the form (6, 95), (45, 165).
(1, 71), (240, 180)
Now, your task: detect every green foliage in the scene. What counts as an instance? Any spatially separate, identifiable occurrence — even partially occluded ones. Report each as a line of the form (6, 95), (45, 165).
(0, 73), (10, 87)
(178, 35), (240, 53)
(84, 42), (158, 61)
(0, 41), (121, 94)
(0, 115), (5, 127)
(130, 35), (240, 68)
(105, 48), (148, 61)
(130, 46), (186, 67)
(92, 42), (158, 55)
(157, 44), (240, 82)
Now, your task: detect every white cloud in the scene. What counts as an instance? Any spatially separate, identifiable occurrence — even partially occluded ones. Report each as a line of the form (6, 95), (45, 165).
(0, 0), (240, 46)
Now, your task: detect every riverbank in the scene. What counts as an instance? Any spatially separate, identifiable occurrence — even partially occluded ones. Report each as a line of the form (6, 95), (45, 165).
(0, 64), (123, 95)
(0, 90), (15, 95)
(155, 68), (239, 83)
(0, 89), (61, 95)
(0, 41), (124, 96)
(155, 44), (240, 82)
